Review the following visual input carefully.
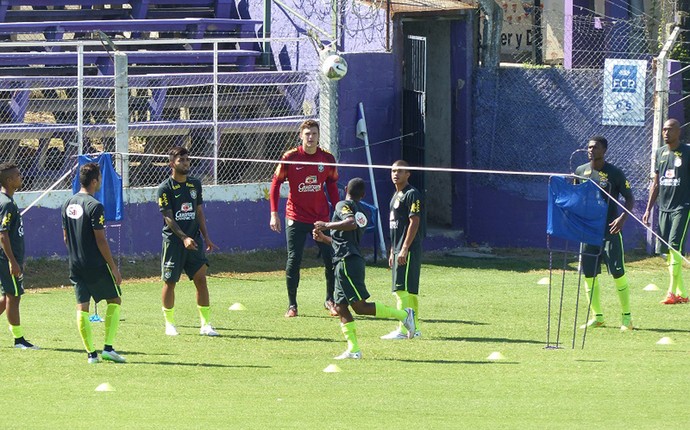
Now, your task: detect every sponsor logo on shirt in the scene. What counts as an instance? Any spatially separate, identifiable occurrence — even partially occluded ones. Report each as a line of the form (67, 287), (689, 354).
(298, 175), (322, 192)
(389, 210), (398, 230)
(175, 202), (196, 221)
(66, 204), (84, 220)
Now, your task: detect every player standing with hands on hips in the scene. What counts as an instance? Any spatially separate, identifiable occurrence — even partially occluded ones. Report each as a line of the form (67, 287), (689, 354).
(157, 146), (219, 336)
(62, 163), (124, 363)
(270, 120), (340, 318)
(382, 160), (425, 340)
(643, 119), (690, 304)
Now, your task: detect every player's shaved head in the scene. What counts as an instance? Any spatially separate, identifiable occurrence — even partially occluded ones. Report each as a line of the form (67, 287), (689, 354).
(0, 162), (18, 187)
(79, 162), (100, 188)
(168, 146), (189, 162)
(392, 160), (410, 169)
(347, 177), (366, 200)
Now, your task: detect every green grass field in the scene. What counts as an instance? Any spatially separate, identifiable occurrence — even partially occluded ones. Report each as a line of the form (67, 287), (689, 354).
(6, 249), (690, 429)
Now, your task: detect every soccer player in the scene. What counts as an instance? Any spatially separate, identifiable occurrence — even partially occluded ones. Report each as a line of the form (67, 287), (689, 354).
(643, 118), (690, 304)
(381, 160), (425, 340)
(313, 177), (415, 359)
(157, 146), (219, 336)
(62, 163), (124, 363)
(269, 119), (339, 317)
(0, 163), (37, 349)
(574, 136), (635, 330)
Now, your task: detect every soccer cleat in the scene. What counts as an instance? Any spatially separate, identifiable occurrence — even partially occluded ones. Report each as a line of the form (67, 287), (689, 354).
(87, 353), (100, 364)
(284, 305), (298, 318)
(620, 315), (633, 331)
(324, 300), (339, 317)
(165, 323), (179, 336)
(661, 292), (680, 305)
(102, 350), (127, 363)
(677, 295), (689, 304)
(413, 330), (422, 338)
(199, 324), (220, 336)
(14, 339), (39, 350)
(402, 308), (416, 339)
(579, 318), (605, 329)
(334, 350), (362, 360)
(380, 329), (408, 340)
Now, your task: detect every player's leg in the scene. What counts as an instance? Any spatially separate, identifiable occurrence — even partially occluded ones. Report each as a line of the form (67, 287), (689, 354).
(381, 254), (412, 339)
(657, 211), (679, 303)
(316, 233), (337, 316)
(607, 234), (632, 330)
(98, 267), (126, 363)
(190, 263), (219, 336)
(404, 247), (422, 336)
(332, 260), (361, 359)
(284, 220), (308, 316)
(668, 208), (690, 301)
(580, 243), (604, 327)
(73, 276), (98, 363)
(1, 265), (36, 349)
(161, 239), (183, 334)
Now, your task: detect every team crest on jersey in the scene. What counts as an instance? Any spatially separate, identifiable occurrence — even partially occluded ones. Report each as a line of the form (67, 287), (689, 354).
(355, 211), (368, 228)
(66, 204), (84, 219)
(393, 199), (400, 209)
(190, 189), (197, 200)
(598, 172), (609, 188)
(318, 164), (324, 172)
(675, 156), (682, 167)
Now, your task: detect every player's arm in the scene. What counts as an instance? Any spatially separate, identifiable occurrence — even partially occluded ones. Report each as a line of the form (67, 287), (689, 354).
(161, 209), (198, 250)
(313, 229), (332, 244)
(0, 231), (20, 276)
(397, 215), (420, 265)
(196, 205), (218, 252)
(269, 163), (287, 233)
(610, 184), (635, 235)
(94, 229), (122, 286)
(642, 173), (659, 225)
(314, 216), (356, 232)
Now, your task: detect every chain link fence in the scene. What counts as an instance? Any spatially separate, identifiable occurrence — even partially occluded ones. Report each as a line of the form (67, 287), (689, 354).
(0, 38), (320, 192)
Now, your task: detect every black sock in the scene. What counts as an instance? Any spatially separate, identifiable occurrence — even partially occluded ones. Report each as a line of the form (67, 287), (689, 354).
(88, 351), (98, 359)
(104, 345), (114, 352)
(14, 337), (25, 344)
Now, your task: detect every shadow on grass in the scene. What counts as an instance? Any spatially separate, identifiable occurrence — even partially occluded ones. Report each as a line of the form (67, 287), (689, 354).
(635, 327), (690, 334)
(388, 358), (520, 365)
(433, 336), (543, 345)
(132, 361), (271, 369)
(43, 347), (158, 356)
(230, 334), (339, 343)
(423, 318), (489, 325)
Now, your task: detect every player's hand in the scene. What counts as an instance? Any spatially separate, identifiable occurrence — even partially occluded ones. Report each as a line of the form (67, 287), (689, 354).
(313, 229), (325, 242)
(205, 238), (219, 253)
(270, 212), (282, 233)
(314, 221), (327, 231)
(111, 266), (122, 286)
(388, 252), (394, 269)
(609, 216), (625, 234)
(183, 236), (198, 251)
(9, 260), (21, 277)
(397, 248), (408, 266)
(642, 211), (648, 225)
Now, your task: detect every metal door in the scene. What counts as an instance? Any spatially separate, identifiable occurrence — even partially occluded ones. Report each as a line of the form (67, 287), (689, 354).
(402, 35), (426, 193)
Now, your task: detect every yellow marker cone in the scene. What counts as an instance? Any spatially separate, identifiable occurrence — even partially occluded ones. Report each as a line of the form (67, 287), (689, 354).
(643, 284), (660, 291)
(228, 303), (247, 311)
(95, 383), (114, 392)
(657, 337), (674, 345)
(487, 352), (505, 361)
(537, 277), (550, 285)
(323, 364), (342, 373)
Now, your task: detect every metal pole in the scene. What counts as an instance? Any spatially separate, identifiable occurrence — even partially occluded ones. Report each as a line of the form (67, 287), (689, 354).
(77, 44), (84, 154)
(213, 42), (219, 185)
(114, 52), (129, 188)
(262, 0), (272, 66)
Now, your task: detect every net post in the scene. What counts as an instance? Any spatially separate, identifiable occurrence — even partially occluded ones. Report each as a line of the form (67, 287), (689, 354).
(114, 51), (129, 188)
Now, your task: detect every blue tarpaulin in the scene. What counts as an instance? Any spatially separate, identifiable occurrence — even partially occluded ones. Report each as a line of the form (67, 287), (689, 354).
(547, 176), (607, 246)
(71, 153), (123, 221)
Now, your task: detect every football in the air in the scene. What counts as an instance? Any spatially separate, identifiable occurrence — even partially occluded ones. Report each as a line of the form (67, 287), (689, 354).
(321, 54), (348, 81)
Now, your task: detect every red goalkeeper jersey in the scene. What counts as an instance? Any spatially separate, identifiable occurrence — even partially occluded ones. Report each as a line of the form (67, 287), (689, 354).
(270, 146), (339, 224)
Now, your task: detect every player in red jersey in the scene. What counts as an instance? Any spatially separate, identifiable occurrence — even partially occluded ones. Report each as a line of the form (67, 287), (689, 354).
(270, 120), (340, 317)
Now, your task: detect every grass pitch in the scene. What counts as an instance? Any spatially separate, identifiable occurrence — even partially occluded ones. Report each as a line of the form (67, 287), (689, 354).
(6, 249), (689, 429)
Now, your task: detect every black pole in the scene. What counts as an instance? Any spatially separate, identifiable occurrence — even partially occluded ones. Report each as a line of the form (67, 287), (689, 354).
(532, 0), (543, 64)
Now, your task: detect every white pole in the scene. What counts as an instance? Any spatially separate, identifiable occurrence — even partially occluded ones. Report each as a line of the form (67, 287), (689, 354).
(114, 51), (129, 188)
(77, 44), (84, 154)
(358, 102), (387, 254)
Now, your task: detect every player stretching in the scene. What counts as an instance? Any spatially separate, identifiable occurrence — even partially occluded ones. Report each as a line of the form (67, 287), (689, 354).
(382, 160), (425, 340)
(270, 120), (340, 317)
(62, 163), (124, 363)
(643, 119), (690, 304)
(313, 178), (415, 359)
(575, 136), (635, 330)
(0, 163), (37, 349)
(158, 146), (219, 336)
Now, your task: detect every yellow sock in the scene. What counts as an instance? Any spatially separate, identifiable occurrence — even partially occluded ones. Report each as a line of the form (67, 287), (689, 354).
(77, 310), (95, 353)
(340, 321), (359, 353)
(162, 307), (175, 325)
(395, 291), (411, 333)
(374, 302), (406, 320)
(198, 305), (210, 327)
(670, 250), (686, 297)
(9, 324), (23, 339)
(409, 294), (419, 331)
(104, 303), (121, 346)
(614, 275), (631, 314)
